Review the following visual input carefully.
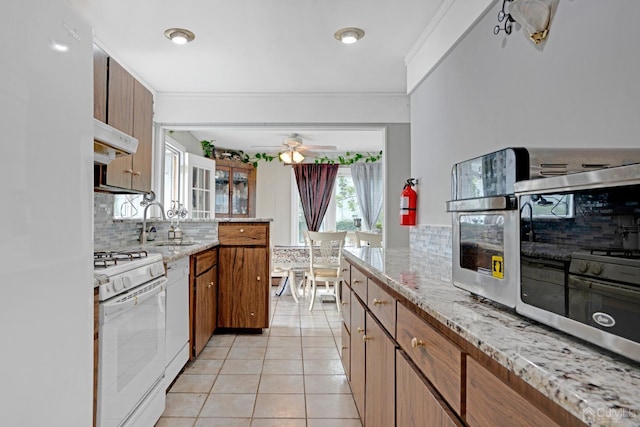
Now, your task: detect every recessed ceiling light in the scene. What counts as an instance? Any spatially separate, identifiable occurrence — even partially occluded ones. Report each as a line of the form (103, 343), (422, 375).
(334, 27), (365, 44)
(164, 28), (195, 45)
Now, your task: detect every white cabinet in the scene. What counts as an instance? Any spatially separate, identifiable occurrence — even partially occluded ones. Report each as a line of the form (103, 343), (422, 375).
(165, 257), (190, 389)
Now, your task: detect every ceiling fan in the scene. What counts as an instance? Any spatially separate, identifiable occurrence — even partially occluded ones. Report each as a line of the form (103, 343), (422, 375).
(251, 133), (337, 163)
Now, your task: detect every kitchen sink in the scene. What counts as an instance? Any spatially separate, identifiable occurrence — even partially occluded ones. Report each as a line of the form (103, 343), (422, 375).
(153, 241), (198, 247)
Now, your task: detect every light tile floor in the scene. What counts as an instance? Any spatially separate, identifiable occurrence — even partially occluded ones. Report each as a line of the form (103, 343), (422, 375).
(156, 288), (362, 427)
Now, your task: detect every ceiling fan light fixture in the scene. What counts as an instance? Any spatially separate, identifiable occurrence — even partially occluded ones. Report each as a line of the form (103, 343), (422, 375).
(334, 27), (365, 44)
(280, 150), (304, 164)
(164, 28), (195, 45)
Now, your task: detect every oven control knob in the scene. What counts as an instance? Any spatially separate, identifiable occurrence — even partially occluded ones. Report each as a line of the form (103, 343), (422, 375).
(112, 277), (124, 291)
(590, 263), (603, 275)
(576, 261), (588, 273)
(122, 276), (133, 288)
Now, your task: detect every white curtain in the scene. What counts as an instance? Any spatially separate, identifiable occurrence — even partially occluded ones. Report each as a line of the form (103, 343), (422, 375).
(350, 163), (383, 231)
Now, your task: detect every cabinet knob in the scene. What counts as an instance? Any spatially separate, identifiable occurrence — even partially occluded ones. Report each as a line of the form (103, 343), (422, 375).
(362, 335), (372, 342)
(341, 301), (348, 306)
(353, 280), (362, 284)
(411, 337), (425, 349)
(208, 282), (214, 288)
(256, 276), (261, 281)
(357, 327), (364, 334)
(373, 298), (384, 306)
(125, 169), (133, 174)
(240, 228), (245, 233)
(250, 312), (255, 316)
(341, 346), (348, 350)
(341, 268), (348, 272)
(133, 171), (141, 176)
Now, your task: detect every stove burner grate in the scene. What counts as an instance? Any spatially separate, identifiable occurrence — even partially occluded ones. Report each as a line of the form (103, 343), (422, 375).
(93, 250), (149, 269)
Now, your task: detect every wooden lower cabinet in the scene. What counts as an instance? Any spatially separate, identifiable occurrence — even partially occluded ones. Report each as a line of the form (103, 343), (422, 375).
(397, 350), (463, 427)
(193, 264), (217, 357)
(350, 291), (366, 422)
(341, 323), (351, 380)
(191, 248), (218, 358)
(218, 246), (269, 328)
(466, 357), (560, 427)
(364, 312), (396, 427)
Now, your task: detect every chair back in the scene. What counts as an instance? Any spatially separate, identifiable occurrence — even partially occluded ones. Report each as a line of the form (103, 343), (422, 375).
(355, 231), (383, 248)
(305, 231), (347, 276)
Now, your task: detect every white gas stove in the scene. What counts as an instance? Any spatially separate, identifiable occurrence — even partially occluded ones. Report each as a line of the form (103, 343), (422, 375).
(94, 250), (165, 301)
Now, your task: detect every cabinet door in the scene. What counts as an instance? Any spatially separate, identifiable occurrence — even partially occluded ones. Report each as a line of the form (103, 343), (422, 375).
(131, 79), (153, 192)
(218, 247), (269, 328)
(215, 166), (230, 216)
(232, 170), (248, 215)
(397, 350), (463, 427)
(193, 266), (217, 357)
(93, 45), (108, 122)
(341, 322), (350, 380)
(466, 357), (559, 427)
(364, 312), (395, 427)
(350, 292), (366, 422)
(105, 58), (135, 189)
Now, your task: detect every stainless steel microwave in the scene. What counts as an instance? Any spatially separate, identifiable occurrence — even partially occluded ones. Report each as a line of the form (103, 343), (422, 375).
(515, 163), (640, 363)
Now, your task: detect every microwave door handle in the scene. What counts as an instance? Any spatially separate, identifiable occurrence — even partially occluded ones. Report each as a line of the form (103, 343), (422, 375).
(446, 196), (517, 212)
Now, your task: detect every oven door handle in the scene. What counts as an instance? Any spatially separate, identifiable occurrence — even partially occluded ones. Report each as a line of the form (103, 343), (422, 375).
(446, 195), (517, 212)
(102, 278), (167, 321)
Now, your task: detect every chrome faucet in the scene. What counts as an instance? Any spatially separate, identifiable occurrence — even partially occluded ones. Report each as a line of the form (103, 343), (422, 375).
(520, 201), (535, 242)
(140, 201), (166, 244)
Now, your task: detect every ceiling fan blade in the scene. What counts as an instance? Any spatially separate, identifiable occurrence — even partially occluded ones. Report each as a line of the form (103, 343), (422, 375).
(300, 145), (337, 151)
(250, 145), (286, 150)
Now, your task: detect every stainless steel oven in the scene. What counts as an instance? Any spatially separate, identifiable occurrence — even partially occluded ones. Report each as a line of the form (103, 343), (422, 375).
(448, 147), (640, 309)
(515, 163), (640, 362)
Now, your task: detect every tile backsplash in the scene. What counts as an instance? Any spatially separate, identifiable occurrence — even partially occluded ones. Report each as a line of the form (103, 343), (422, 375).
(94, 193), (217, 251)
(410, 224), (453, 282)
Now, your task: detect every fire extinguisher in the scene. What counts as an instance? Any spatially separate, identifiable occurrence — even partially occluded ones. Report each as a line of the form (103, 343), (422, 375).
(400, 178), (417, 226)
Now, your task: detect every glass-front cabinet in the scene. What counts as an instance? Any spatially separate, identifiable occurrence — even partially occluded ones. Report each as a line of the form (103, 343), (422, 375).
(214, 158), (256, 218)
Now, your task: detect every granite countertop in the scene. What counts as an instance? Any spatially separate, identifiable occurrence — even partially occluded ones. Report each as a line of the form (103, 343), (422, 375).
(128, 239), (219, 263)
(216, 218), (273, 223)
(344, 247), (640, 427)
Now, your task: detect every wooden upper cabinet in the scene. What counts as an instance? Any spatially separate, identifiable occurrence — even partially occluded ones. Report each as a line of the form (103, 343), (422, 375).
(106, 58), (134, 135)
(93, 45), (108, 122)
(98, 54), (153, 193)
(131, 79), (153, 192)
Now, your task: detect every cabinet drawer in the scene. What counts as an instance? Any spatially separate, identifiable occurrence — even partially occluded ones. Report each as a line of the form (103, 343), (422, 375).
(218, 223), (268, 246)
(350, 266), (367, 302)
(367, 279), (396, 338)
(194, 248), (218, 276)
(466, 357), (559, 427)
(397, 303), (463, 415)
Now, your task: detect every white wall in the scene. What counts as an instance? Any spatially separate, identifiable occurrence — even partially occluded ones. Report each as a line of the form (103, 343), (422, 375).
(384, 124), (411, 247)
(411, 0), (640, 226)
(256, 160), (295, 246)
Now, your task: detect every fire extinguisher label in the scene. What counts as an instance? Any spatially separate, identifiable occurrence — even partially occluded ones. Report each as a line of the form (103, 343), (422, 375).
(492, 256), (504, 279)
(400, 196), (409, 209)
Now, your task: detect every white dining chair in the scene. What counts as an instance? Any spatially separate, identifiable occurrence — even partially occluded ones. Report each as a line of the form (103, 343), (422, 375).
(304, 231), (347, 312)
(355, 231), (383, 248)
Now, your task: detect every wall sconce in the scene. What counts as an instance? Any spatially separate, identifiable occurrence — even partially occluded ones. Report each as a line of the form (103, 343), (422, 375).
(280, 150), (304, 164)
(509, 0), (552, 44)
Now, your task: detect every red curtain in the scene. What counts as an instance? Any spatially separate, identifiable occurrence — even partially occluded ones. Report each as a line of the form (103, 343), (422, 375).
(293, 163), (340, 232)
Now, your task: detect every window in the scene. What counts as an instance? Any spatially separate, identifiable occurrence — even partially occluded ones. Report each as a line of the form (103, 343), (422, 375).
(164, 138), (185, 213)
(292, 168), (364, 245)
(186, 154), (216, 219)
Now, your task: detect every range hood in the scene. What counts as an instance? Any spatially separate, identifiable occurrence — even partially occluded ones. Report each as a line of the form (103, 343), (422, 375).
(93, 118), (138, 164)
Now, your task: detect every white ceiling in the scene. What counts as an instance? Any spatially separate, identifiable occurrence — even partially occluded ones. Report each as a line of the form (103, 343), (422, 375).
(70, 0), (445, 152)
